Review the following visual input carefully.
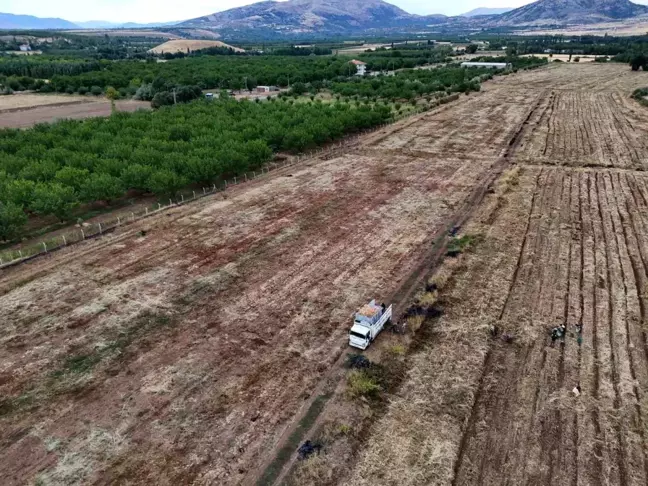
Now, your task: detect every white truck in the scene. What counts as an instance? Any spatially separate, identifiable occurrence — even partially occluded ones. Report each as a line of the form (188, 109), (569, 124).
(348, 300), (392, 350)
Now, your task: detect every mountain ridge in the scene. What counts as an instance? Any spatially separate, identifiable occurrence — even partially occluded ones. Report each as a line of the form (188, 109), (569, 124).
(495, 0), (648, 25)
(179, 0), (447, 33)
(0, 12), (78, 29)
(461, 7), (514, 17)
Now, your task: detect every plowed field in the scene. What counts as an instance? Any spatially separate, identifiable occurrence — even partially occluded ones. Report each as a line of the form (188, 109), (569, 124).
(346, 64), (648, 486)
(2, 63), (648, 486)
(0, 70), (540, 485)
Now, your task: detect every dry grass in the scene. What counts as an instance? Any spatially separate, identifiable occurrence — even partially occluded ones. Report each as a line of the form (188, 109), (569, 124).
(289, 455), (334, 485)
(406, 315), (425, 333)
(148, 40), (244, 54)
(346, 165), (537, 486)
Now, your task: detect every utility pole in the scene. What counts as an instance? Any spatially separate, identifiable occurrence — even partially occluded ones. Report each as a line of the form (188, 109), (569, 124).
(173, 88), (177, 105)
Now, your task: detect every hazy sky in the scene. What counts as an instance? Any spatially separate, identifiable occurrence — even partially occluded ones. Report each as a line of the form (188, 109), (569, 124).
(3, 0), (648, 23)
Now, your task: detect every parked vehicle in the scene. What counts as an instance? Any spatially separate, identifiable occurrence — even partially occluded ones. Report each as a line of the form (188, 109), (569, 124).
(348, 300), (392, 350)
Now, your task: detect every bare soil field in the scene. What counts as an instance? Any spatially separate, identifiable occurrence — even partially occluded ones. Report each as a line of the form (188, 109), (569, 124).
(344, 63), (648, 486)
(0, 70), (542, 485)
(516, 90), (648, 168)
(149, 40), (244, 54)
(3, 63), (648, 486)
(0, 94), (90, 112)
(0, 100), (151, 129)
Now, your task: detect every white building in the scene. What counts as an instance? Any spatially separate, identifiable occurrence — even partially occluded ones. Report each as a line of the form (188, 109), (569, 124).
(256, 86), (278, 93)
(350, 60), (367, 76)
(461, 62), (511, 69)
(19, 44), (31, 52)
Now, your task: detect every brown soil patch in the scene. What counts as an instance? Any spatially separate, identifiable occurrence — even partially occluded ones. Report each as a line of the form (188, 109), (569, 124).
(0, 100), (151, 129)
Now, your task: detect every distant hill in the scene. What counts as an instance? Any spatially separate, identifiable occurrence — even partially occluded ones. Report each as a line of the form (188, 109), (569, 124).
(461, 7), (513, 17)
(494, 0), (648, 25)
(180, 0), (447, 34)
(75, 20), (179, 29)
(149, 39), (244, 54)
(0, 12), (78, 29)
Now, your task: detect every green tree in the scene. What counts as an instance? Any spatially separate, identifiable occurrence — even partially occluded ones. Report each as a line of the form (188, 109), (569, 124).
(29, 182), (78, 220)
(105, 86), (119, 112)
(147, 170), (187, 195)
(0, 201), (27, 242)
(630, 53), (648, 71)
(121, 164), (153, 191)
(4, 179), (36, 207)
(79, 173), (124, 203)
(55, 166), (90, 191)
(466, 44), (478, 54)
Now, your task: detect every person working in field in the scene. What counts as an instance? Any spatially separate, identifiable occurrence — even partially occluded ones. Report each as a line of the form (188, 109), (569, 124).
(550, 324), (567, 345)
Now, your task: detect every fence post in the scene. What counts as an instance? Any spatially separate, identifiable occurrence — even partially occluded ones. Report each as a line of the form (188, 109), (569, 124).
(244, 174), (248, 182)
(63, 235), (67, 246)
(19, 250), (22, 259)
(158, 203), (162, 210)
(203, 187), (206, 195)
(146, 208), (149, 215)
(117, 217), (121, 226)
(42, 241), (47, 253)
(131, 212), (135, 221)
(225, 180), (228, 188)
(234, 177), (237, 184)
(213, 184), (216, 191)
(81, 229), (85, 240)
(193, 191), (196, 199)
(253, 171), (256, 178)
(169, 199), (172, 206)
(99, 223), (102, 234)
(181, 194), (184, 203)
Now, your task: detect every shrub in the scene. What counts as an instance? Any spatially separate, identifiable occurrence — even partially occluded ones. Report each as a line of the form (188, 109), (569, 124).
(90, 85), (103, 96)
(347, 370), (381, 399)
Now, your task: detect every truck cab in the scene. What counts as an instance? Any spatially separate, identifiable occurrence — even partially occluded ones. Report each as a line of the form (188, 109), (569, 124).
(348, 300), (392, 350)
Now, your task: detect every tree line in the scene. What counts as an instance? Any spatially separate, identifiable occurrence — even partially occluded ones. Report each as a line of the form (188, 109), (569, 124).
(0, 98), (391, 241)
(327, 66), (492, 102)
(1, 55), (358, 96)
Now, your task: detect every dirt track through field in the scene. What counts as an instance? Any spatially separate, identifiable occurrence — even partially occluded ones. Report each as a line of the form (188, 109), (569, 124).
(346, 64), (648, 486)
(0, 69), (546, 486)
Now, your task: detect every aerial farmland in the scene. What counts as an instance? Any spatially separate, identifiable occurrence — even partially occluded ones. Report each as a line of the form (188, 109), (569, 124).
(1, 59), (648, 486)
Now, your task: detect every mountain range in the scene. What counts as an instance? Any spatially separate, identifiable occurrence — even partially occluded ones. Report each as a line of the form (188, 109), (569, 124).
(0, 12), (77, 29)
(179, 0), (446, 32)
(495, 0), (648, 25)
(2, 0), (648, 33)
(460, 7), (514, 17)
(177, 0), (648, 32)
